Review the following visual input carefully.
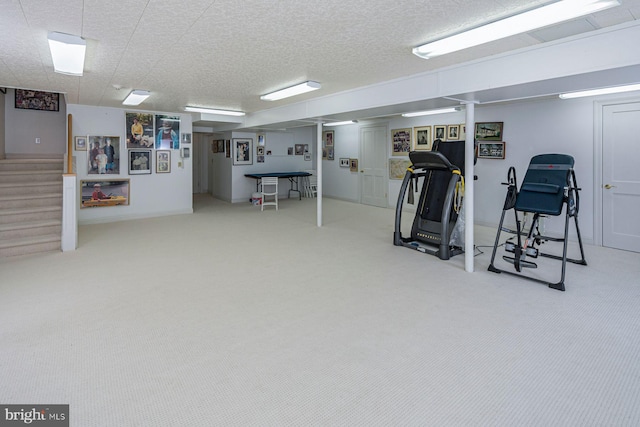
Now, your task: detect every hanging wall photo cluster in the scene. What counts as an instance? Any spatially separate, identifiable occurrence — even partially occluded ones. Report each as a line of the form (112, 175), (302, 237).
(322, 130), (334, 160)
(475, 122), (505, 159)
(392, 123), (468, 157)
(123, 112), (183, 173)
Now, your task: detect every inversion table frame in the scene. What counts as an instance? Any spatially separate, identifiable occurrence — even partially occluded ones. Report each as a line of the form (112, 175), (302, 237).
(488, 154), (587, 291)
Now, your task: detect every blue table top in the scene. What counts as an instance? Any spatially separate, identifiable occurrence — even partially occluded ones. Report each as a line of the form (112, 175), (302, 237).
(245, 172), (311, 179)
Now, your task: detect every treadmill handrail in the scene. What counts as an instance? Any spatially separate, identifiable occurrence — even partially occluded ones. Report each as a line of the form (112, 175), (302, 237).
(409, 151), (458, 171)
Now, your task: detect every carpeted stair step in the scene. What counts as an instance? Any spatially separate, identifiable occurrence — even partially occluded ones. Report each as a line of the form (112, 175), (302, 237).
(0, 193), (63, 209)
(0, 234), (61, 257)
(0, 206), (62, 225)
(0, 158), (64, 171)
(0, 182), (63, 197)
(0, 220), (62, 240)
(0, 170), (63, 184)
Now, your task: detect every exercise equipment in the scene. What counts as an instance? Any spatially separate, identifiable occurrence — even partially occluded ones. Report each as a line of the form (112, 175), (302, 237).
(488, 154), (587, 291)
(393, 140), (466, 260)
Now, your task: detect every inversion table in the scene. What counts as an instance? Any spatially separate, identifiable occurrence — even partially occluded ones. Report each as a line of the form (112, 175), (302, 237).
(488, 154), (587, 291)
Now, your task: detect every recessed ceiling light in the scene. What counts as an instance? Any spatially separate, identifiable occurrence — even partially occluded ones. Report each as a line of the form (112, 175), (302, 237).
(323, 120), (358, 126)
(184, 106), (245, 116)
(122, 90), (151, 106)
(47, 31), (86, 76)
(402, 107), (460, 117)
(412, 0), (620, 59)
(261, 81), (321, 101)
(559, 83), (640, 99)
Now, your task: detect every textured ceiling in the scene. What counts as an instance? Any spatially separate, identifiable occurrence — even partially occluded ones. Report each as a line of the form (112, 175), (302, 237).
(1, 0), (639, 126)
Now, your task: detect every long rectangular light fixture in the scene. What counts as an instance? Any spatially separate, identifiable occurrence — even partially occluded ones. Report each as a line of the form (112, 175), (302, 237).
(261, 81), (321, 101)
(122, 90), (151, 106)
(559, 83), (640, 99)
(412, 0), (620, 59)
(323, 120), (357, 126)
(47, 31), (86, 76)
(184, 106), (245, 116)
(402, 107), (460, 117)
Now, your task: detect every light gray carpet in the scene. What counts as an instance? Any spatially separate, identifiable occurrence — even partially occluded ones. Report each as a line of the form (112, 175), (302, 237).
(1, 195), (639, 426)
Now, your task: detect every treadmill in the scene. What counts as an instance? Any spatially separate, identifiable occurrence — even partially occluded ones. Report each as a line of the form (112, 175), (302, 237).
(393, 140), (466, 260)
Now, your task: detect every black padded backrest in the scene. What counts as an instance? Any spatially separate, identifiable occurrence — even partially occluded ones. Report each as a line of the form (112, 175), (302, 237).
(514, 154), (574, 216)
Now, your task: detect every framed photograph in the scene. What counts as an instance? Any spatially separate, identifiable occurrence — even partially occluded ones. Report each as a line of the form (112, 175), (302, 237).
(257, 155), (265, 163)
(217, 140), (224, 153)
(80, 179), (130, 208)
(477, 142), (506, 159)
(389, 158), (412, 180)
(87, 136), (120, 175)
(413, 126), (432, 151)
(75, 136), (87, 151)
(295, 144), (305, 155)
(14, 89), (59, 111)
(447, 124), (460, 141)
(349, 158), (359, 172)
(232, 138), (253, 165)
(181, 133), (191, 144)
(288, 147), (294, 155)
(181, 147), (190, 159)
(327, 147), (334, 161)
(257, 133), (266, 146)
(475, 122), (504, 141)
(225, 140), (231, 158)
(391, 128), (411, 156)
(340, 158), (350, 167)
(156, 150), (171, 173)
(155, 115), (181, 149)
(304, 153), (311, 161)
(128, 150), (152, 175)
(459, 124), (467, 141)
(126, 112), (154, 149)
(323, 130), (334, 147)
(257, 146), (265, 156)
(434, 125), (446, 141)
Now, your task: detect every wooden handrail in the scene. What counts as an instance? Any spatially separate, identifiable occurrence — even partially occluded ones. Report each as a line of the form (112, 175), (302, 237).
(67, 113), (72, 174)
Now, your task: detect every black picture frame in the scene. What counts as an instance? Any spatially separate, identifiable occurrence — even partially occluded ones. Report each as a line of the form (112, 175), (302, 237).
(14, 89), (59, 111)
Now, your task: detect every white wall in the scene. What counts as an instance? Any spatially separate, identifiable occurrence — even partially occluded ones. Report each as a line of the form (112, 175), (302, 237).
(230, 127), (316, 203)
(4, 88), (67, 156)
(67, 104), (193, 224)
(318, 94), (640, 245)
(321, 124), (360, 202)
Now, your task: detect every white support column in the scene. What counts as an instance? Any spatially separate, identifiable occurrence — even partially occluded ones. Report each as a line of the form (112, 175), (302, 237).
(61, 174), (78, 252)
(316, 123), (323, 227)
(464, 103), (476, 272)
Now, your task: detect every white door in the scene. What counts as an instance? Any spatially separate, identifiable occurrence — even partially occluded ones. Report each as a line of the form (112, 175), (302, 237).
(360, 125), (388, 207)
(602, 102), (640, 252)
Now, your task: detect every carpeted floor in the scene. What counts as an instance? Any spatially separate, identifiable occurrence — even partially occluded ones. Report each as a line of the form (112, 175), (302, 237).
(1, 195), (639, 426)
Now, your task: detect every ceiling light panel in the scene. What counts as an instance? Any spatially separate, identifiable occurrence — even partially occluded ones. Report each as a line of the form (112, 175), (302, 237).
(413, 0), (620, 59)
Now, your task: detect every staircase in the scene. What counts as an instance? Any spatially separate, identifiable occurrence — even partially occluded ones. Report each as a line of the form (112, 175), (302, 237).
(0, 158), (64, 257)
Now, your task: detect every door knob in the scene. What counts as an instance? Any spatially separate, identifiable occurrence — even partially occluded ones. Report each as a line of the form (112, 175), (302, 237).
(604, 184), (616, 189)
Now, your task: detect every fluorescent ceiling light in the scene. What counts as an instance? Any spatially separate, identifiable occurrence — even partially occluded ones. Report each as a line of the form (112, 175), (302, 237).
(184, 106), (245, 116)
(402, 107), (460, 117)
(122, 90), (151, 106)
(559, 83), (640, 99)
(261, 81), (321, 101)
(323, 120), (357, 126)
(47, 31), (86, 76)
(412, 0), (620, 59)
